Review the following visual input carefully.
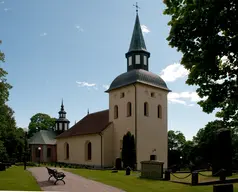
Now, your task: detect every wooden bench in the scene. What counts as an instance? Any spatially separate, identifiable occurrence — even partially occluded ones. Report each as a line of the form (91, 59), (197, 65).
(46, 167), (66, 185)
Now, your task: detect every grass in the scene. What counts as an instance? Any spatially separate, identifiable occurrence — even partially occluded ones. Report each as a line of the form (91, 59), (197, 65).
(0, 166), (41, 191)
(64, 168), (238, 192)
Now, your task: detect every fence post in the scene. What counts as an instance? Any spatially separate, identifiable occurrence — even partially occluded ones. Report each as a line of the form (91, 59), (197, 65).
(219, 169), (226, 182)
(191, 171), (198, 185)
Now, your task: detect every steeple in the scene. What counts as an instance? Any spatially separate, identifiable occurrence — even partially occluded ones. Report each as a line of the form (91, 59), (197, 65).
(128, 14), (147, 52)
(55, 99), (70, 134)
(125, 8), (150, 72)
(61, 99), (64, 111)
(59, 99), (66, 119)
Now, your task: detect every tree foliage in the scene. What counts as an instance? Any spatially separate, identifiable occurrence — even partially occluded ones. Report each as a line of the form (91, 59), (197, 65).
(168, 130), (186, 150)
(193, 120), (223, 165)
(164, 0), (238, 127)
(0, 40), (25, 163)
(168, 130), (186, 167)
(28, 113), (56, 138)
(0, 40), (12, 105)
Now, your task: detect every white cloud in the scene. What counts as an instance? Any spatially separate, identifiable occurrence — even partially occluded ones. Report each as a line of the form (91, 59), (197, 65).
(75, 25), (84, 32)
(76, 81), (96, 87)
(160, 63), (189, 82)
(102, 85), (109, 90)
(4, 8), (11, 11)
(40, 32), (47, 37)
(0, 1), (4, 4)
(168, 91), (207, 106)
(76, 81), (98, 90)
(141, 25), (150, 34)
(76, 82), (111, 91)
(169, 98), (187, 105)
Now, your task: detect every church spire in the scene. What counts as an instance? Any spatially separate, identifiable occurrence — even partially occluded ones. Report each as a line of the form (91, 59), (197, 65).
(125, 5), (150, 72)
(61, 98), (64, 111)
(58, 99), (66, 118)
(128, 13), (146, 52)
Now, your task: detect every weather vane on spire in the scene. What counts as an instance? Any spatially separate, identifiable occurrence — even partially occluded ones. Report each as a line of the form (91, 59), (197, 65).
(133, 2), (140, 13)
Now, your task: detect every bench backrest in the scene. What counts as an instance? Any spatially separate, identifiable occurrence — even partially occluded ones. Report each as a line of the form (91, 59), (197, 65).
(46, 167), (56, 175)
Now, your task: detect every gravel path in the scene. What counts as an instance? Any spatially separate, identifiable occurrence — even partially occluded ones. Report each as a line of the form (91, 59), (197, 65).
(28, 167), (125, 192)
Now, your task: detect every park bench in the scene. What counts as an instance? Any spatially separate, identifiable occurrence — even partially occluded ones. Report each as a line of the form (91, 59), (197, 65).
(46, 167), (66, 185)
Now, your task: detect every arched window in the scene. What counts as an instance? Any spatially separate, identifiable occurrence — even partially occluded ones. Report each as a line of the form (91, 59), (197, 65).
(88, 142), (92, 160)
(144, 102), (149, 116)
(114, 105), (118, 119)
(158, 105), (162, 118)
(85, 141), (92, 161)
(64, 142), (69, 159)
(127, 102), (132, 117)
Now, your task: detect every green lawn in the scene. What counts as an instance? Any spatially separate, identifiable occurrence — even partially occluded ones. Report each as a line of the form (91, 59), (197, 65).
(0, 166), (41, 191)
(65, 168), (238, 192)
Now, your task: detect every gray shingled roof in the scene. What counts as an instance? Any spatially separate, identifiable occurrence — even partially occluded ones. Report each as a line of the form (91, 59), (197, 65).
(106, 69), (170, 92)
(28, 130), (56, 145)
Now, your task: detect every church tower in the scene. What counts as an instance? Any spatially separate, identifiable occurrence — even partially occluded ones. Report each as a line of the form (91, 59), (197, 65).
(106, 9), (171, 170)
(55, 99), (70, 134)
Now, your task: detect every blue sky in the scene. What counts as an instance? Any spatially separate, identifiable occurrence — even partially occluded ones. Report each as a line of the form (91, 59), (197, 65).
(0, 0), (218, 140)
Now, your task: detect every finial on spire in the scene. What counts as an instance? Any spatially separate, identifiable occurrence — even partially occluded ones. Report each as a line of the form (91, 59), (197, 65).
(133, 2), (140, 14)
(87, 108), (89, 115)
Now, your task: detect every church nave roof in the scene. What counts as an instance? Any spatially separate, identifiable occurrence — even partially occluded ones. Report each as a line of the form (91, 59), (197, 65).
(56, 109), (111, 139)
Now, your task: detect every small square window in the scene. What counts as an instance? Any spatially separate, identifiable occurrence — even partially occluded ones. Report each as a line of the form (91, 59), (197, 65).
(151, 92), (155, 98)
(120, 92), (125, 98)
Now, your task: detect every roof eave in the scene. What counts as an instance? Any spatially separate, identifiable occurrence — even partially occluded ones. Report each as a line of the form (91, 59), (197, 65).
(105, 81), (171, 93)
(56, 122), (113, 139)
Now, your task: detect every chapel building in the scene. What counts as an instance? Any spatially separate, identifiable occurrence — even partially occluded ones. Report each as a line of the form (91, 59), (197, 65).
(56, 12), (170, 170)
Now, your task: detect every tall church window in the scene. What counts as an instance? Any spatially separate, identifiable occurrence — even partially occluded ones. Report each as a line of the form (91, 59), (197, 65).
(144, 56), (147, 65)
(65, 142), (69, 159)
(129, 56), (132, 66)
(88, 142), (92, 160)
(85, 141), (92, 161)
(144, 102), (149, 116)
(127, 102), (132, 117)
(158, 105), (162, 119)
(135, 55), (140, 64)
(114, 105), (118, 119)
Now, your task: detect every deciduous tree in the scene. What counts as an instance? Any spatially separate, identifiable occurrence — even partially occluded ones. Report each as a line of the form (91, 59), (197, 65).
(0, 40), (24, 162)
(28, 113), (56, 138)
(164, 0), (238, 127)
(0, 40), (12, 105)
